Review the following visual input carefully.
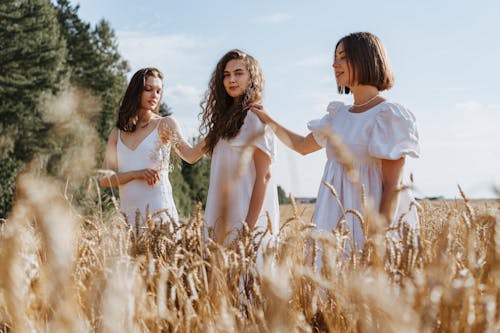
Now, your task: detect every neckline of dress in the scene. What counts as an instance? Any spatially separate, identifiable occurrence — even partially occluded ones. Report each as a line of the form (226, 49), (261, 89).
(119, 121), (160, 152)
(346, 101), (388, 115)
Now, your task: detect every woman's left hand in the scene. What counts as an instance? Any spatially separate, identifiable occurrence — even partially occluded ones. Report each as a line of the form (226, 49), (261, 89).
(250, 104), (271, 124)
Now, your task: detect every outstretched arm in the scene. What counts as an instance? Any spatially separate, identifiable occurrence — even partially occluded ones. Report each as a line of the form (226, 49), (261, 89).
(245, 148), (272, 229)
(250, 104), (321, 155)
(98, 128), (160, 187)
(160, 117), (206, 164)
(379, 157), (405, 224)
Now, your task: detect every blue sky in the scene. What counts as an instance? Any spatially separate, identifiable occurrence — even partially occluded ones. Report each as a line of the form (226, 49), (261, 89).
(74, 0), (499, 199)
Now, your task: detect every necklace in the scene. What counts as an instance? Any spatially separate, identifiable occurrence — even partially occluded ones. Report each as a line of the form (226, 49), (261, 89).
(352, 94), (379, 107)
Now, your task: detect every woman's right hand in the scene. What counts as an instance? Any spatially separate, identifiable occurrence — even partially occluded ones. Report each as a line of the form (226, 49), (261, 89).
(250, 104), (271, 124)
(136, 168), (160, 186)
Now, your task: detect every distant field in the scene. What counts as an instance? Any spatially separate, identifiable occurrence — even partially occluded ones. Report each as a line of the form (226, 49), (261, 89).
(279, 198), (499, 226)
(279, 202), (315, 223)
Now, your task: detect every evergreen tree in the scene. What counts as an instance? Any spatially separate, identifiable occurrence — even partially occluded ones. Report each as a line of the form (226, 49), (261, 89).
(51, 0), (130, 212)
(277, 185), (290, 205)
(55, 0), (129, 141)
(159, 102), (172, 117)
(163, 116), (210, 217)
(0, 0), (212, 219)
(181, 154), (210, 207)
(169, 164), (195, 218)
(0, 0), (66, 216)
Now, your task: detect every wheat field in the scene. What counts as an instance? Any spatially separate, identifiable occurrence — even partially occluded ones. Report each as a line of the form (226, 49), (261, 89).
(0, 174), (499, 332)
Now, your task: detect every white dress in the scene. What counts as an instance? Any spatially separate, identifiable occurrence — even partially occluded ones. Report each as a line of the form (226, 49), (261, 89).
(117, 123), (178, 228)
(307, 101), (420, 251)
(204, 111), (279, 255)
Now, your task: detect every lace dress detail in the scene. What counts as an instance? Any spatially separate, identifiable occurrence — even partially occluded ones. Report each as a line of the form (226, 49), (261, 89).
(117, 122), (179, 228)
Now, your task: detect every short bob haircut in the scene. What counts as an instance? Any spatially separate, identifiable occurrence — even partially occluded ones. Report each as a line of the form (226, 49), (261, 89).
(335, 32), (394, 94)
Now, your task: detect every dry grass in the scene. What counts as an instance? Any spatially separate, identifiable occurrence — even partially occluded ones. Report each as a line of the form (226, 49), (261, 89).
(0, 174), (499, 332)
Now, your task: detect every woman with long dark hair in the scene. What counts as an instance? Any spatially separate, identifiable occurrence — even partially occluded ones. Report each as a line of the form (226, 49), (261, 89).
(99, 67), (204, 228)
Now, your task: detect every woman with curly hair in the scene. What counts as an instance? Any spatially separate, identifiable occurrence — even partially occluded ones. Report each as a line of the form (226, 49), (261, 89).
(200, 49), (279, 254)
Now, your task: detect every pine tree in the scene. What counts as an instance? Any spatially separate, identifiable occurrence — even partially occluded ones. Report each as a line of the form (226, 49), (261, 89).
(277, 185), (290, 204)
(0, 0), (66, 217)
(55, 0), (129, 142)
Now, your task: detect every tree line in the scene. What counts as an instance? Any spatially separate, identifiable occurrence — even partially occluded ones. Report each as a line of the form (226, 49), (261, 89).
(0, 0), (209, 217)
(0, 0), (289, 218)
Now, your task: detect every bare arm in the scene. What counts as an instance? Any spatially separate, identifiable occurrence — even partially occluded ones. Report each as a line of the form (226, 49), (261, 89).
(379, 157), (405, 224)
(160, 117), (206, 164)
(245, 148), (272, 229)
(250, 104), (321, 155)
(98, 128), (159, 187)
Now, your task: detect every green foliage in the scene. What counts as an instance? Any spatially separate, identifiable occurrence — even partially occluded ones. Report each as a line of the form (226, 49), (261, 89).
(181, 158), (210, 208)
(277, 185), (290, 205)
(46, 0), (129, 212)
(0, 0), (211, 220)
(169, 163), (195, 218)
(55, 0), (129, 142)
(159, 102), (173, 117)
(169, 136), (211, 218)
(0, 0), (66, 216)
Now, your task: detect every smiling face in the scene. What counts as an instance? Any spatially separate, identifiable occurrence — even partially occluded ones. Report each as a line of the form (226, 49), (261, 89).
(140, 75), (162, 112)
(223, 59), (251, 100)
(333, 42), (353, 88)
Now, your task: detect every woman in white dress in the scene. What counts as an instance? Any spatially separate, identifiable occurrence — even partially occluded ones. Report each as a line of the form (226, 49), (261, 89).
(251, 32), (420, 253)
(99, 67), (204, 229)
(200, 49), (279, 254)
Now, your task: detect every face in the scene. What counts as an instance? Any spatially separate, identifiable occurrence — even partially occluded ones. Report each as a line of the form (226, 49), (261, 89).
(140, 75), (162, 112)
(333, 42), (353, 88)
(223, 59), (251, 100)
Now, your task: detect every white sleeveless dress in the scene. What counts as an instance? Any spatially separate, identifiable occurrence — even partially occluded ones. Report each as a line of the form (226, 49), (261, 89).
(116, 123), (178, 228)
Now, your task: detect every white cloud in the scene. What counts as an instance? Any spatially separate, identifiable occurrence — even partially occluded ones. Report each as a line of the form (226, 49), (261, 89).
(487, 103), (500, 110)
(118, 31), (201, 55)
(455, 100), (483, 112)
(295, 54), (331, 67)
(164, 84), (205, 137)
(256, 13), (293, 23)
(165, 84), (204, 107)
(116, 31), (221, 76)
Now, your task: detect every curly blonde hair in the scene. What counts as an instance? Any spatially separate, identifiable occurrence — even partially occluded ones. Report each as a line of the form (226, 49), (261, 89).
(199, 49), (263, 155)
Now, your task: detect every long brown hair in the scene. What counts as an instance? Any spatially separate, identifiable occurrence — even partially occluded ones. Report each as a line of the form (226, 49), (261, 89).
(335, 32), (394, 94)
(200, 49), (263, 155)
(116, 67), (164, 132)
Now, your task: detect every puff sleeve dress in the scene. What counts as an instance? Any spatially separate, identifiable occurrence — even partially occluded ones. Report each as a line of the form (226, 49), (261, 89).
(204, 111), (279, 254)
(307, 101), (420, 251)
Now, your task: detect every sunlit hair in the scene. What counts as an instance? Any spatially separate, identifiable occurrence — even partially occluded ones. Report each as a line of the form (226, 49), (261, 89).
(200, 49), (264, 155)
(335, 32), (394, 94)
(117, 67), (163, 132)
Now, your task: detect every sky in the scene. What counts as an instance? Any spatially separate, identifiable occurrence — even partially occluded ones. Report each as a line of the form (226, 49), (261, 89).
(73, 0), (500, 199)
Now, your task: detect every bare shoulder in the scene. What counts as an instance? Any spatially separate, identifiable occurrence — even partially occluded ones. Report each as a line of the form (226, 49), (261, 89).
(108, 127), (119, 142)
(160, 115), (180, 129)
(158, 116), (181, 144)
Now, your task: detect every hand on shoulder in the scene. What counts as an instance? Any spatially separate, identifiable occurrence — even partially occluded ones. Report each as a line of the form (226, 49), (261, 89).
(250, 104), (271, 124)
